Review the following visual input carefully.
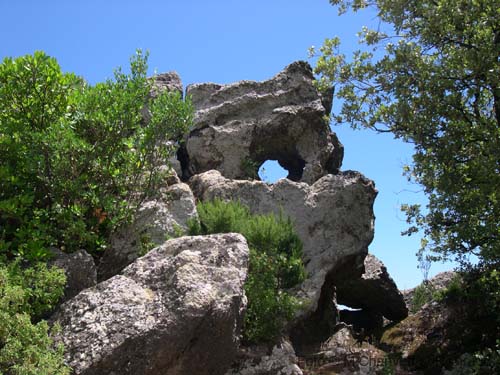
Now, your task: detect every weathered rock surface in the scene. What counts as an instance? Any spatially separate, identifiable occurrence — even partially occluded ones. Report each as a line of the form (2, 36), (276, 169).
(402, 271), (456, 308)
(190, 169), (377, 315)
(142, 71), (183, 125)
(226, 340), (303, 375)
(151, 71), (183, 97)
(297, 326), (386, 375)
(97, 181), (197, 281)
(184, 61), (343, 183)
(49, 249), (97, 302)
(336, 254), (408, 322)
(53, 234), (249, 375)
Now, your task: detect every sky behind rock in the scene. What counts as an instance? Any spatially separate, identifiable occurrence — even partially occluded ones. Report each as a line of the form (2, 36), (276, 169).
(0, 0), (458, 288)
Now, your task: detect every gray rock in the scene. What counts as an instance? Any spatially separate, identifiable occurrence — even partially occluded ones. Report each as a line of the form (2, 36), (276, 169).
(97, 181), (198, 281)
(49, 249), (97, 302)
(142, 71), (183, 124)
(226, 340), (303, 375)
(150, 71), (183, 98)
(305, 326), (385, 375)
(336, 254), (408, 322)
(190, 169), (377, 316)
(184, 61), (343, 183)
(52, 234), (249, 375)
(402, 271), (457, 308)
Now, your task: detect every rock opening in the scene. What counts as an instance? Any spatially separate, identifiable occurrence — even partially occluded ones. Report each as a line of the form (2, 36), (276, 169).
(258, 160), (287, 182)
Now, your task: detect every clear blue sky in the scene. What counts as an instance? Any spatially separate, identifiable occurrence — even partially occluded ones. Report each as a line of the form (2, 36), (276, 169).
(0, 0), (456, 289)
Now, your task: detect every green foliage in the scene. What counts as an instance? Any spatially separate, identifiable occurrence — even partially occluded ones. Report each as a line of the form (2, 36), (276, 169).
(188, 199), (306, 343)
(0, 51), (193, 261)
(432, 274), (463, 303)
(410, 282), (435, 313)
(380, 354), (396, 375)
(445, 264), (499, 330)
(313, 0), (500, 265)
(138, 232), (155, 257)
(0, 259), (69, 375)
(433, 264), (499, 371)
(445, 344), (500, 375)
(240, 157), (259, 180)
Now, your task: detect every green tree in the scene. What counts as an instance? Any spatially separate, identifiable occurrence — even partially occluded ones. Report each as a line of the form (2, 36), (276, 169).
(312, 0), (500, 264)
(0, 51), (193, 261)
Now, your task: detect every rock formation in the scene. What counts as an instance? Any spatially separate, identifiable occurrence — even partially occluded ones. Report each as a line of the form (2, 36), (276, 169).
(225, 339), (303, 375)
(190, 169), (377, 316)
(151, 72), (183, 97)
(296, 325), (386, 375)
(336, 254), (408, 322)
(52, 234), (249, 375)
(402, 271), (456, 308)
(182, 61), (343, 183)
(49, 248), (97, 303)
(49, 61), (410, 375)
(97, 180), (197, 281)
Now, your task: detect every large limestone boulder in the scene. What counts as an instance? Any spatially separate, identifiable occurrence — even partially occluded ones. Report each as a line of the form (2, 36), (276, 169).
(336, 254), (408, 322)
(190, 170), (377, 315)
(52, 234), (249, 375)
(184, 61), (343, 183)
(97, 181), (198, 281)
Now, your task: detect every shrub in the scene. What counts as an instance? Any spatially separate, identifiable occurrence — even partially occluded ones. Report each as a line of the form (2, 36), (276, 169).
(426, 264), (500, 372)
(445, 345), (500, 375)
(188, 199), (306, 343)
(410, 282), (435, 313)
(0, 51), (193, 262)
(0, 259), (68, 375)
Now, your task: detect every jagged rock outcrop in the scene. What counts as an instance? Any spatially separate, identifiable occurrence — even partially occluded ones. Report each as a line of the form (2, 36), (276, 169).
(336, 254), (408, 322)
(52, 234), (249, 375)
(142, 71), (184, 125)
(226, 340), (303, 375)
(190, 169), (377, 316)
(151, 72), (183, 97)
(402, 271), (456, 308)
(183, 61), (343, 183)
(49, 249), (97, 302)
(97, 181), (197, 281)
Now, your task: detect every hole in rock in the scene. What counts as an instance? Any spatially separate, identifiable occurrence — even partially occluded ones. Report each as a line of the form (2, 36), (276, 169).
(258, 160), (288, 183)
(337, 304), (362, 312)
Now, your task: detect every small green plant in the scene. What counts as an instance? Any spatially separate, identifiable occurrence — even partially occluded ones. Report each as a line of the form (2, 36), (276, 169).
(380, 354), (396, 375)
(240, 157), (259, 180)
(188, 199), (306, 343)
(138, 232), (156, 257)
(0, 259), (69, 374)
(410, 282), (435, 313)
(432, 274), (463, 303)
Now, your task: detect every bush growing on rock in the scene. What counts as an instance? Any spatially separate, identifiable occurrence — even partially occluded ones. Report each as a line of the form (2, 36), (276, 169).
(409, 282), (435, 313)
(0, 260), (68, 375)
(0, 50), (193, 262)
(188, 199), (306, 343)
(0, 50), (193, 374)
